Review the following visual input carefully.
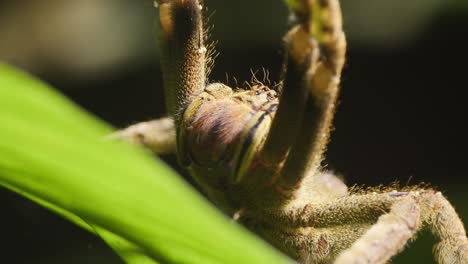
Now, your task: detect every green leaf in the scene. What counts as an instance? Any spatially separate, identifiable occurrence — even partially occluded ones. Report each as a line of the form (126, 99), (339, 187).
(0, 64), (291, 264)
(2, 181), (156, 264)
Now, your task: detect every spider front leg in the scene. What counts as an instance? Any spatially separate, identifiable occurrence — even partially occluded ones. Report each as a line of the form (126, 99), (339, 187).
(112, 0), (204, 154)
(278, 0), (346, 193)
(249, 0), (346, 200)
(157, 0), (207, 120)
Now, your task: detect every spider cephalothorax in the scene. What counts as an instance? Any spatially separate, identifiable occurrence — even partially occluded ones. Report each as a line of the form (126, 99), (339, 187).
(175, 82), (281, 213)
(115, 0), (468, 263)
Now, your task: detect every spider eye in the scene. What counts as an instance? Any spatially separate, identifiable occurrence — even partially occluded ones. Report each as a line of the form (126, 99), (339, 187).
(255, 91), (260, 95)
(262, 87), (268, 92)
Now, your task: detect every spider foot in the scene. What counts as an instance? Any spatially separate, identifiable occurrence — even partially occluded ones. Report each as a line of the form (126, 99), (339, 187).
(286, 0), (346, 91)
(287, 0), (343, 46)
(310, 0), (343, 47)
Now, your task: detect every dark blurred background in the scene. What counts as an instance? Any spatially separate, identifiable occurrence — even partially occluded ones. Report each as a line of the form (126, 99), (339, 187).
(1, 0), (467, 263)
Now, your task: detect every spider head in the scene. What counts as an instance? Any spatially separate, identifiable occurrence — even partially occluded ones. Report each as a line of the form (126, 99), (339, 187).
(174, 82), (279, 211)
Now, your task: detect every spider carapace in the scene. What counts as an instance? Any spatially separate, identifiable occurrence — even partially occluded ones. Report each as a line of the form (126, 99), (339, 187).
(177, 82), (283, 213)
(116, 0), (468, 263)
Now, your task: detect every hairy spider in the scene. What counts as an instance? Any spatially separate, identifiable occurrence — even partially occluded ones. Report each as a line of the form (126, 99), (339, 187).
(115, 0), (468, 263)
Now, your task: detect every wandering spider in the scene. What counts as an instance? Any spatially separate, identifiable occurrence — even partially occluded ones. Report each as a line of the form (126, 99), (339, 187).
(115, 0), (468, 263)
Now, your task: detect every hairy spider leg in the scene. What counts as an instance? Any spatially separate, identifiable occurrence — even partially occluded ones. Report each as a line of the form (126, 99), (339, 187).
(158, 0), (207, 120)
(111, 118), (176, 154)
(335, 191), (468, 263)
(258, 190), (468, 263)
(252, 19), (318, 180)
(277, 0), (345, 195)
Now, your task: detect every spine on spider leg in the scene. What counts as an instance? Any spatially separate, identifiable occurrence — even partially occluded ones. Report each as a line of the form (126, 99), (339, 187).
(157, 0), (207, 121)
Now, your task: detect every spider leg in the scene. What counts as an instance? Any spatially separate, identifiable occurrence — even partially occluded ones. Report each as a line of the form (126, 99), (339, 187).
(157, 0), (207, 120)
(334, 194), (421, 264)
(253, 222), (370, 263)
(275, 0), (346, 195)
(249, 0), (345, 190)
(239, 10), (322, 203)
(267, 191), (467, 263)
(244, 193), (395, 262)
(112, 0), (205, 155)
(255, 24), (314, 176)
(418, 192), (468, 263)
(111, 117), (176, 155)
(336, 191), (468, 263)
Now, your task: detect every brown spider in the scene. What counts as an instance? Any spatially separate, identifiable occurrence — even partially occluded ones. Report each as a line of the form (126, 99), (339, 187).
(115, 0), (468, 263)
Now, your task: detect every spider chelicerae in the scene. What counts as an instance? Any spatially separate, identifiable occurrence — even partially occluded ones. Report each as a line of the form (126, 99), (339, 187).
(114, 0), (468, 263)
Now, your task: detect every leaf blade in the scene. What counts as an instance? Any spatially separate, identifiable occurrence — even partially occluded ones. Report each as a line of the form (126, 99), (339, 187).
(0, 64), (291, 264)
